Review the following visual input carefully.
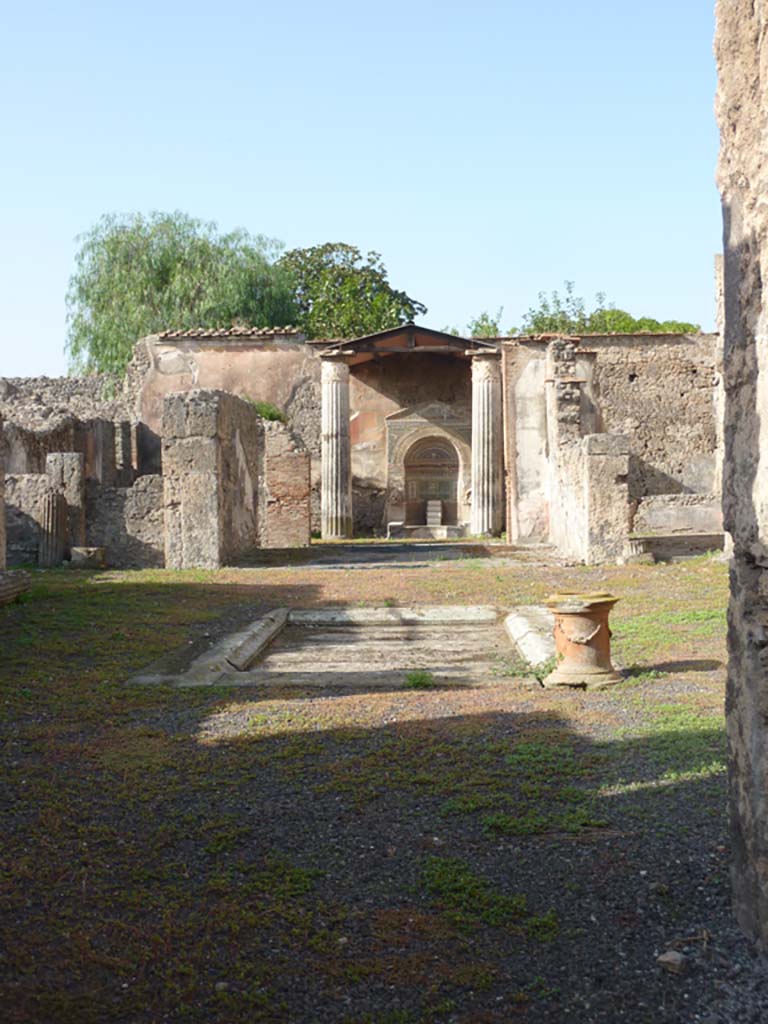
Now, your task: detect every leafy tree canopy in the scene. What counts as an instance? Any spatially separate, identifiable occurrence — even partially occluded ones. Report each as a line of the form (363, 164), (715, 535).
(277, 242), (427, 339)
(515, 281), (700, 336)
(66, 211), (296, 374)
(466, 308), (504, 337)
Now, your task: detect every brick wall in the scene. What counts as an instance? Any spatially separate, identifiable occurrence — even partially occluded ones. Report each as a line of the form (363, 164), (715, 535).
(262, 425), (311, 548)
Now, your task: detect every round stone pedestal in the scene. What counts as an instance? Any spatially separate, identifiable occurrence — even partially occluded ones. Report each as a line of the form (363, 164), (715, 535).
(543, 592), (622, 690)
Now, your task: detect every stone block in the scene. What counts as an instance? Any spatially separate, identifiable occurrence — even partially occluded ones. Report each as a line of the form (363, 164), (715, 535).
(162, 391), (221, 440)
(583, 433), (630, 456)
(69, 546), (106, 568)
(161, 436), (218, 474)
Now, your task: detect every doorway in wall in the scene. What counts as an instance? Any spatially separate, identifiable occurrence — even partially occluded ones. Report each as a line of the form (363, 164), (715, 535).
(403, 436), (459, 525)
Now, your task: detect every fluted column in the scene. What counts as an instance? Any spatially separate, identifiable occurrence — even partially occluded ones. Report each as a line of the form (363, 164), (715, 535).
(470, 352), (503, 536)
(38, 491), (68, 567)
(321, 357), (352, 539)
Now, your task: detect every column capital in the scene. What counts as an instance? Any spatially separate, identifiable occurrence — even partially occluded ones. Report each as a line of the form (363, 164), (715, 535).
(321, 356), (350, 382)
(469, 350), (502, 383)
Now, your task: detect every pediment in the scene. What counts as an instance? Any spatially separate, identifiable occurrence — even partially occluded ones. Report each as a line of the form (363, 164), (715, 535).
(318, 324), (499, 366)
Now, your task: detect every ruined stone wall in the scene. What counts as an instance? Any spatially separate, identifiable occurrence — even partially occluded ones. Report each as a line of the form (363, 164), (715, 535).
(3, 419), (79, 475)
(544, 340), (588, 560)
(133, 333), (320, 468)
(540, 340), (631, 564)
(502, 341), (549, 541)
(86, 476), (164, 568)
(502, 335), (719, 544)
(217, 393), (264, 563)
(0, 374), (130, 430)
(163, 390), (264, 569)
(5, 474), (50, 564)
(716, 0), (768, 948)
(0, 418), (5, 571)
(582, 334), (718, 498)
(261, 425), (311, 548)
(633, 493), (723, 536)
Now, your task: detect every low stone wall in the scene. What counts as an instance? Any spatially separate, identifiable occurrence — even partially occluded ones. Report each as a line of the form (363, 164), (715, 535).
(86, 476), (164, 568)
(633, 493), (723, 535)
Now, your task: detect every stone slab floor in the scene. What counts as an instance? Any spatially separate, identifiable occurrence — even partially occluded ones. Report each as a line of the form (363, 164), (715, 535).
(240, 620), (514, 688)
(1, 552), (763, 1024)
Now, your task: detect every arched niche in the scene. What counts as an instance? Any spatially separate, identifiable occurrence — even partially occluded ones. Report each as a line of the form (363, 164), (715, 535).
(403, 435), (460, 525)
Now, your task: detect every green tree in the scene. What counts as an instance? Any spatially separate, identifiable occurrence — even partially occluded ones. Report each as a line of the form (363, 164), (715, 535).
(467, 307), (504, 337)
(515, 281), (699, 335)
(66, 211), (296, 374)
(277, 242), (427, 339)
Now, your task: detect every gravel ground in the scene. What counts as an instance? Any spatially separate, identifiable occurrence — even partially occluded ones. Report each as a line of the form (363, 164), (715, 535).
(4, 556), (765, 1023)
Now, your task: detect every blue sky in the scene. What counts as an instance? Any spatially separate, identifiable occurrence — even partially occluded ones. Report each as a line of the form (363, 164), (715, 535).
(0, 0), (720, 376)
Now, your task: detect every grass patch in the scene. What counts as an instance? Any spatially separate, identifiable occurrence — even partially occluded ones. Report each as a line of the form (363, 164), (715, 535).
(420, 856), (558, 939)
(403, 670), (437, 690)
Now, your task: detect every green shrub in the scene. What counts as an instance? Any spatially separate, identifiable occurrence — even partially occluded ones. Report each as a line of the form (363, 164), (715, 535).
(246, 398), (287, 423)
(404, 670), (436, 690)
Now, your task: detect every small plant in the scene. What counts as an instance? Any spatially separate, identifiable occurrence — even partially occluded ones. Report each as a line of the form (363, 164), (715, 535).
(246, 398), (287, 423)
(404, 670), (436, 690)
(531, 654), (558, 683)
(420, 855), (527, 927)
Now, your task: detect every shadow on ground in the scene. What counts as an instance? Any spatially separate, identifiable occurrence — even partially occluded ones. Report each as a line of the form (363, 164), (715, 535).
(0, 567), (735, 1024)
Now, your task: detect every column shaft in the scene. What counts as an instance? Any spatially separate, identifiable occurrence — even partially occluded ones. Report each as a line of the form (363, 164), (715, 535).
(321, 359), (352, 539)
(470, 354), (503, 536)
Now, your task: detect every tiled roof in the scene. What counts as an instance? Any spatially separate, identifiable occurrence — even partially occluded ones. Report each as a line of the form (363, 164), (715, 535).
(157, 326), (302, 339)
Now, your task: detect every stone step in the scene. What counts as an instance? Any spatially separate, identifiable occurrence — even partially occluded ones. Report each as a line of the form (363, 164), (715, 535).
(628, 532), (725, 562)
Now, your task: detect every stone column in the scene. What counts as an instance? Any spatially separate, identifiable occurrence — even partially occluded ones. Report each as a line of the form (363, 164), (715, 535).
(38, 491), (68, 567)
(470, 352), (503, 536)
(321, 357), (352, 539)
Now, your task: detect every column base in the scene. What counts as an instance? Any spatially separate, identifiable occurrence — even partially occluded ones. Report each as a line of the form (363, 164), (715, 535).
(542, 664), (623, 690)
(321, 519), (353, 541)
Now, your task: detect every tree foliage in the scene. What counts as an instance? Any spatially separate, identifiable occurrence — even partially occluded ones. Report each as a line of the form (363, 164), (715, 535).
(466, 308), (504, 337)
(277, 242), (427, 339)
(516, 281), (700, 336)
(66, 212), (296, 374)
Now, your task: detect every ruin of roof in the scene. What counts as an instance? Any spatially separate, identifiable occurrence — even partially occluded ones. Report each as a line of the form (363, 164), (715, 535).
(316, 324), (499, 365)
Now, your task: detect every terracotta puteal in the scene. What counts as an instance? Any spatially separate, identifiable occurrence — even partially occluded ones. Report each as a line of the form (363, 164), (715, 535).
(543, 592), (622, 690)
